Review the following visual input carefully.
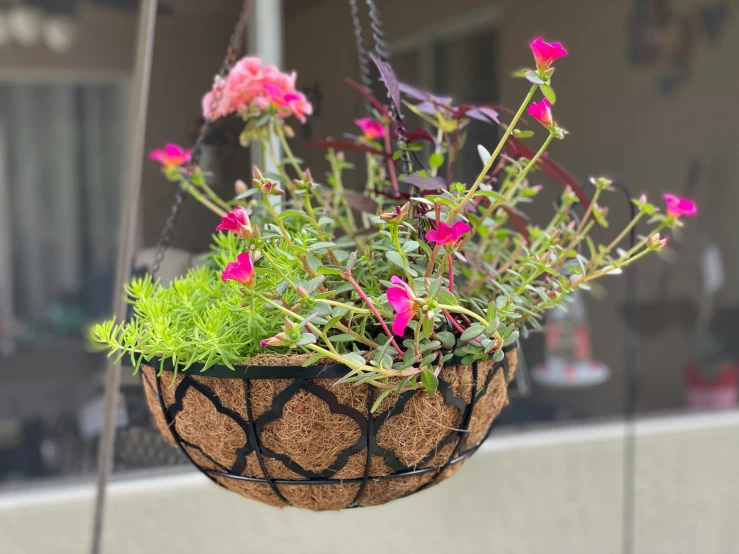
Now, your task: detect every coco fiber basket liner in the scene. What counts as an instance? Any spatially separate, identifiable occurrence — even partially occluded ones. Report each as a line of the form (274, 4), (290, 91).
(139, 345), (517, 511)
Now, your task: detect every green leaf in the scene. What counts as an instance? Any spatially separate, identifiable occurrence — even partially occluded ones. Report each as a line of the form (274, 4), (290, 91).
(420, 353), (437, 367)
(493, 349), (504, 362)
(503, 330), (519, 347)
(342, 352), (367, 368)
(427, 277), (442, 298)
(420, 369), (439, 397)
(419, 340), (441, 354)
(316, 266), (343, 275)
(513, 129), (535, 139)
(306, 255), (321, 274)
(436, 331), (455, 349)
(308, 241), (337, 252)
(495, 295), (508, 310)
(402, 240), (420, 253)
(437, 288), (458, 306)
(525, 71), (545, 85)
(540, 84), (556, 104)
(477, 145), (491, 166)
(512, 68), (531, 78)
(461, 324), (486, 342)
(371, 390), (392, 413)
(386, 251), (405, 270)
(429, 153), (444, 171)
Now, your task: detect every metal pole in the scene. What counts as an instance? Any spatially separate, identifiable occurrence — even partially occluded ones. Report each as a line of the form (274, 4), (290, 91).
(89, 0), (158, 552)
(249, 0), (283, 198)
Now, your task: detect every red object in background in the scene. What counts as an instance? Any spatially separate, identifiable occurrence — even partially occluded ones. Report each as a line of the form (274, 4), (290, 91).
(685, 362), (739, 411)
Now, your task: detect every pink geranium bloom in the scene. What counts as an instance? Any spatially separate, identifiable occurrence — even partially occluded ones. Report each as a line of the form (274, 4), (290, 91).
(663, 193), (698, 218)
(355, 117), (386, 140)
(386, 276), (420, 336)
(530, 37), (568, 71)
(221, 252), (255, 287)
(425, 221), (471, 245)
(216, 206), (252, 239)
(202, 76), (235, 120)
(263, 82), (313, 123)
(527, 99), (554, 129)
(149, 144), (192, 168)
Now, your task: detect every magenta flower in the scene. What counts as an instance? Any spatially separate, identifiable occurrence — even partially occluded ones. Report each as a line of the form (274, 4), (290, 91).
(530, 37), (568, 71)
(216, 206), (252, 239)
(425, 221), (471, 246)
(527, 98), (554, 130)
(149, 144), (192, 168)
(221, 252), (255, 287)
(355, 117), (386, 140)
(263, 82), (313, 123)
(663, 193), (698, 218)
(386, 276), (420, 336)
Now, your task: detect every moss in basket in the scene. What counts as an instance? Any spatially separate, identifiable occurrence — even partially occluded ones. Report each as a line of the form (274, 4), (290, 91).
(91, 37), (697, 408)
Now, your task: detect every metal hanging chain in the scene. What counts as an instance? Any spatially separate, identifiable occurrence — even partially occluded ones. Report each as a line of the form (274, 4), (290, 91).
(348, 0), (374, 116)
(349, 0), (413, 177)
(365, 0), (413, 176)
(149, 0), (252, 277)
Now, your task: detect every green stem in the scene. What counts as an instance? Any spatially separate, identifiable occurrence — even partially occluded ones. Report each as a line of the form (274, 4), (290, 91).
(274, 120), (305, 180)
(447, 84), (538, 222)
(181, 180), (227, 217)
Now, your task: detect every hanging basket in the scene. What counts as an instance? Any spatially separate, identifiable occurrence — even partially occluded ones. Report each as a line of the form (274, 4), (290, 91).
(139, 346), (518, 511)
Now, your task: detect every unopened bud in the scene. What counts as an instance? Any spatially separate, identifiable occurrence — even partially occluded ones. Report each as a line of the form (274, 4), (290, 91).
(252, 165), (264, 182)
(379, 201), (411, 224)
(638, 193), (647, 204)
(296, 286), (309, 299)
(260, 181), (285, 196)
(336, 151), (345, 162)
(235, 179), (248, 194)
(282, 124), (295, 138)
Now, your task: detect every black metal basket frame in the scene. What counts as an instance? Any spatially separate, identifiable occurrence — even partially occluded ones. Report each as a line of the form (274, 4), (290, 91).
(139, 345), (515, 508)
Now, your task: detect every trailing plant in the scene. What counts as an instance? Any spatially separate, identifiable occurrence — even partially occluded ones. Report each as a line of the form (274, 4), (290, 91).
(92, 39), (696, 406)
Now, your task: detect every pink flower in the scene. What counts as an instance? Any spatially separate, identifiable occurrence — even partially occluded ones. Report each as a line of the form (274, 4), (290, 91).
(425, 221), (471, 245)
(263, 82), (313, 123)
(216, 206), (252, 239)
(386, 276), (420, 336)
(530, 37), (568, 71)
(221, 252), (255, 287)
(663, 193), (697, 218)
(149, 144), (192, 168)
(202, 76), (236, 120)
(355, 118), (385, 140)
(527, 98), (554, 129)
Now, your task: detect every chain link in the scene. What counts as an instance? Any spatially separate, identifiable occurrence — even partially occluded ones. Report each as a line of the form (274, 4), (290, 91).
(150, 0), (252, 277)
(348, 0), (374, 116)
(363, 0), (413, 176)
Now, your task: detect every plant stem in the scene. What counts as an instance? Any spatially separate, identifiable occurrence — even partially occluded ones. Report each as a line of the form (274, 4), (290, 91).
(181, 180), (227, 217)
(447, 84), (538, 222)
(262, 196), (294, 249)
(384, 131), (400, 196)
(343, 272), (403, 355)
(273, 120), (304, 180)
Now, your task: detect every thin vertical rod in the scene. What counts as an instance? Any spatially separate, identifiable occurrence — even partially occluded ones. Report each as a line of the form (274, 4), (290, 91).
(90, 1), (158, 552)
(614, 179), (638, 554)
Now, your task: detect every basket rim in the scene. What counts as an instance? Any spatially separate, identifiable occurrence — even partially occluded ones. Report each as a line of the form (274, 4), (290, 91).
(131, 343), (517, 380)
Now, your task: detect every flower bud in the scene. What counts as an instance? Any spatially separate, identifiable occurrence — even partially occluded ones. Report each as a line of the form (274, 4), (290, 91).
(234, 179), (248, 195)
(252, 164), (264, 182)
(260, 181), (285, 196)
(296, 286), (309, 299)
(379, 202), (411, 224)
